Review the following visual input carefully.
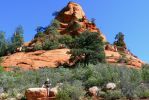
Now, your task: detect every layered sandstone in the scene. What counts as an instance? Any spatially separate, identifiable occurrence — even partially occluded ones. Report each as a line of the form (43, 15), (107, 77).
(56, 2), (106, 41)
(1, 47), (143, 71)
(2, 49), (70, 71)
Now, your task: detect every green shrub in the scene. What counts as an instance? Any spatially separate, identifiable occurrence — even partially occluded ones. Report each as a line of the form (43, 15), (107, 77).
(34, 43), (43, 50)
(57, 81), (85, 100)
(58, 35), (74, 48)
(120, 67), (142, 99)
(139, 90), (149, 98)
(42, 39), (59, 50)
(56, 89), (71, 100)
(0, 63), (148, 99)
(142, 64), (149, 82)
(34, 32), (45, 39)
(105, 90), (123, 100)
(0, 66), (4, 73)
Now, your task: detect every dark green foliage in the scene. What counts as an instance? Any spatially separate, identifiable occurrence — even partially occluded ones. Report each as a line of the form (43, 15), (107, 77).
(67, 21), (81, 32)
(33, 43), (43, 51)
(8, 26), (24, 53)
(34, 32), (45, 39)
(58, 35), (74, 48)
(45, 19), (60, 36)
(42, 39), (60, 50)
(69, 31), (105, 66)
(114, 32), (126, 49)
(33, 20), (61, 51)
(0, 31), (7, 57)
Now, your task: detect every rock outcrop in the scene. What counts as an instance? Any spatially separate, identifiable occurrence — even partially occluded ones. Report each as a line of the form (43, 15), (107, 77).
(2, 49), (70, 71)
(1, 47), (144, 71)
(105, 44), (144, 68)
(56, 2), (106, 41)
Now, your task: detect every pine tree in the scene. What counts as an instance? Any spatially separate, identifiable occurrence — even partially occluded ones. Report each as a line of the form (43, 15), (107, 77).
(69, 31), (105, 66)
(114, 32), (126, 49)
(8, 26), (24, 53)
(0, 31), (7, 56)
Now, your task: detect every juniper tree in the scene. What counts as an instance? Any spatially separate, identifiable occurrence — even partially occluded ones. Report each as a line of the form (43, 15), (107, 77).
(0, 31), (7, 56)
(69, 31), (105, 66)
(114, 32), (126, 49)
(8, 26), (24, 53)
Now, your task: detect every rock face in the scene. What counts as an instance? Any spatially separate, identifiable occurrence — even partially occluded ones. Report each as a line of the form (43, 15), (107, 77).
(56, 2), (106, 41)
(2, 49), (70, 71)
(1, 48), (144, 71)
(105, 44), (144, 68)
(56, 2), (85, 23)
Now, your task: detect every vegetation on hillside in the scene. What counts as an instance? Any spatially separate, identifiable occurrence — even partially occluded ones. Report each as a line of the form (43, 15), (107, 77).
(0, 64), (149, 99)
(69, 31), (105, 66)
(113, 32), (127, 49)
(0, 26), (24, 57)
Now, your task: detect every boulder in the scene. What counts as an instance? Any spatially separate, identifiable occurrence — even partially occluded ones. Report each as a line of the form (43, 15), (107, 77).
(106, 83), (116, 90)
(89, 86), (99, 96)
(25, 88), (48, 100)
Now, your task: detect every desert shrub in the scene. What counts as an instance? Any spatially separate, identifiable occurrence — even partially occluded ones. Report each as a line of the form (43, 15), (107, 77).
(0, 63), (147, 99)
(33, 43), (43, 50)
(57, 80), (85, 100)
(142, 64), (149, 82)
(42, 39), (59, 50)
(139, 90), (149, 99)
(104, 90), (123, 100)
(56, 90), (71, 100)
(119, 67), (142, 99)
(136, 84), (149, 99)
(0, 66), (4, 73)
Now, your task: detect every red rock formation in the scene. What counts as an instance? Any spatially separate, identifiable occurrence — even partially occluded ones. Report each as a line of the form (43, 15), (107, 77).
(56, 2), (106, 41)
(25, 88), (56, 100)
(0, 2), (144, 70)
(1, 49), (70, 71)
(105, 44), (144, 68)
(1, 48), (144, 71)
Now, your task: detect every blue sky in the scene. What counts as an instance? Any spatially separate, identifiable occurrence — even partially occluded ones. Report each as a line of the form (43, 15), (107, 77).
(0, 0), (149, 63)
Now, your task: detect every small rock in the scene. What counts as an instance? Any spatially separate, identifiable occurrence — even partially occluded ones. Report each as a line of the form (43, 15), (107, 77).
(16, 93), (24, 100)
(89, 86), (99, 96)
(106, 82), (116, 90)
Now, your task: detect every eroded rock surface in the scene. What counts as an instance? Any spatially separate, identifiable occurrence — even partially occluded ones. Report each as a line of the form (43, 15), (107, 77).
(2, 49), (70, 71)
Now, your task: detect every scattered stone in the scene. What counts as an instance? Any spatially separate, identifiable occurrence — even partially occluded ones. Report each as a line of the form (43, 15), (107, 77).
(106, 82), (116, 90)
(16, 93), (24, 100)
(0, 93), (9, 100)
(89, 86), (100, 96)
